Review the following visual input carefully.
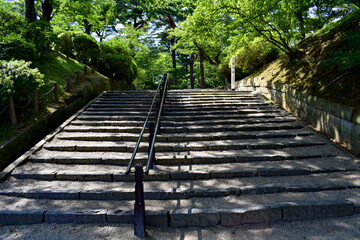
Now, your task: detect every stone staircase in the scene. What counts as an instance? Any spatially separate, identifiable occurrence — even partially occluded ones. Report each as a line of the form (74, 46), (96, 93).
(0, 89), (359, 226)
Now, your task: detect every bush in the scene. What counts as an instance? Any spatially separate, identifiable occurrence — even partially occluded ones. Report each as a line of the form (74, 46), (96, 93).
(24, 20), (57, 55)
(98, 39), (137, 85)
(73, 33), (100, 67)
(55, 31), (78, 58)
(0, 1), (24, 38)
(219, 38), (280, 80)
(0, 60), (44, 105)
(0, 34), (39, 61)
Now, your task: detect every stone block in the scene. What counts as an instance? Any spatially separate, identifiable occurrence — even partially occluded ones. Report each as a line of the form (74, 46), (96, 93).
(0, 210), (45, 225)
(355, 204), (360, 214)
(221, 205), (282, 226)
(282, 201), (354, 221)
(210, 169), (256, 178)
(257, 168), (310, 177)
(45, 209), (107, 224)
(144, 188), (173, 200)
(80, 190), (114, 200)
(55, 171), (112, 181)
(146, 210), (169, 227)
(170, 208), (220, 227)
(170, 170), (210, 180)
(241, 184), (285, 195)
(107, 209), (133, 223)
(22, 189), (80, 200)
(193, 187), (240, 198)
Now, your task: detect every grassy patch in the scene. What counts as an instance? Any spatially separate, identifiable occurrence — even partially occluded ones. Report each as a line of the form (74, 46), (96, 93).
(31, 51), (83, 87)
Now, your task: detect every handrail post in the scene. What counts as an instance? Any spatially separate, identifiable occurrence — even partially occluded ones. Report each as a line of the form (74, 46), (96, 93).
(134, 164), (145, 237)
(148, 122), (156, 169)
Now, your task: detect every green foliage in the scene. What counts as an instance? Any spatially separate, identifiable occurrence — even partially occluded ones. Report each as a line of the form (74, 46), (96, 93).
(0, 60), (44, 105)
(98, 38), (138, 85)
(55, 31), (78, 58)
(0, 34), (39, 61)
(134, 49), (172, 89)
(73, 34), (101, 66)
(322, 28), (360, 72)
(0, 0), (24, 38)
(24, 20), (57, 54)
(219, 39), (280, 80)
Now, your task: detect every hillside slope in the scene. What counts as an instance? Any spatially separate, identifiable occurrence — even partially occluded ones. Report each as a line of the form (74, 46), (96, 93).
(252, 13), (360, 109)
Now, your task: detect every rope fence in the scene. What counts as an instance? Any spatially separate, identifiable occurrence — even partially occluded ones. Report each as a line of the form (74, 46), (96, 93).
(42, 86), (55, 96)
(14, 94), (34, 109)
(1, 73), (79, 126)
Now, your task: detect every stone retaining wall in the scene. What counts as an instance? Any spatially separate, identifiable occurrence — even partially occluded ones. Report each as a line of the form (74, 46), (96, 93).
(236, 77), (360, 155)
(0, 76), (116, 171)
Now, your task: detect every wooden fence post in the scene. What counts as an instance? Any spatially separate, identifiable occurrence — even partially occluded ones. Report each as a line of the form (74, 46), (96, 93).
(9, 98), (17, 127)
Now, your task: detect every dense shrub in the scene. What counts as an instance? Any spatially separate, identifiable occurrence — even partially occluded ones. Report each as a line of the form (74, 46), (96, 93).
(73, 33), (100, 67)
(219, 38), (280, 80)
(55, 31), (79, 58)
(0, 60), (44, 105)
(98, 39), (137, 85)
(24, 20), (57, 54)
(0, 1), (24, 38)
(0, 34), (39, 61)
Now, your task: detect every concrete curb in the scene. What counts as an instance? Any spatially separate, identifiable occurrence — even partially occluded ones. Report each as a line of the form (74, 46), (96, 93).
(0, 201), (357, 226)
(0, 92), (105, 182)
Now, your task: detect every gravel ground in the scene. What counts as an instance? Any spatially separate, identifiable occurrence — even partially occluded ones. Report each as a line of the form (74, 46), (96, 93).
(1, 215), (360, 240)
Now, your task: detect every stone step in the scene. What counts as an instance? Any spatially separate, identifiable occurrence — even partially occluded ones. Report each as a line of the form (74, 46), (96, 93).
(83, 109), (281, 116)
(90, 102), (271, 109)
(2, 170), (360, 200)
(56, 129), (314, 142)
(43, 134), (325, 152)
(87, 105), (276, 112)
(11, 157), (357, 181)
(28, 145), (338, 165)
(75, 113), (291, 122)
(69, 117), (297, 127)
(64, 122), (304, 133)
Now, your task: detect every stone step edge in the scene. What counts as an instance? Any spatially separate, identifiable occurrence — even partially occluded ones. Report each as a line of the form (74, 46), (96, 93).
(28, 154), (335, 166)
(42, 141), (326, 152)
(1, 182), (360, 201)
(0, 201), (358, 226)
(11, 167), (356, 182)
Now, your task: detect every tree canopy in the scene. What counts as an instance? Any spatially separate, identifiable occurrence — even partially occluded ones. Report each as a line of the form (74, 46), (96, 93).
(1, 0), (359, 89)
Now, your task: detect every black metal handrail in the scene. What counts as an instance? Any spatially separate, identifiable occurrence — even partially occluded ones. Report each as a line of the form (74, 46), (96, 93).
(125, 74), (167, 175)
(145, 74), (169, 174)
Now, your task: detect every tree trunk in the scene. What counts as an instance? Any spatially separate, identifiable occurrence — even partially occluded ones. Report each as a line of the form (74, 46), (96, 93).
(170, 37), (177, 85)
(199, 54), (205, 89)
(190, 53), (195, 89)
(25, 0), (36, 23)
(42, 0), (53, 22)
(84, 19), (91, 35)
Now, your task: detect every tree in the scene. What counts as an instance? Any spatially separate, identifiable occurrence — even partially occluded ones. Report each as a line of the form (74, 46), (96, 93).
(25, 0), (36, 23)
